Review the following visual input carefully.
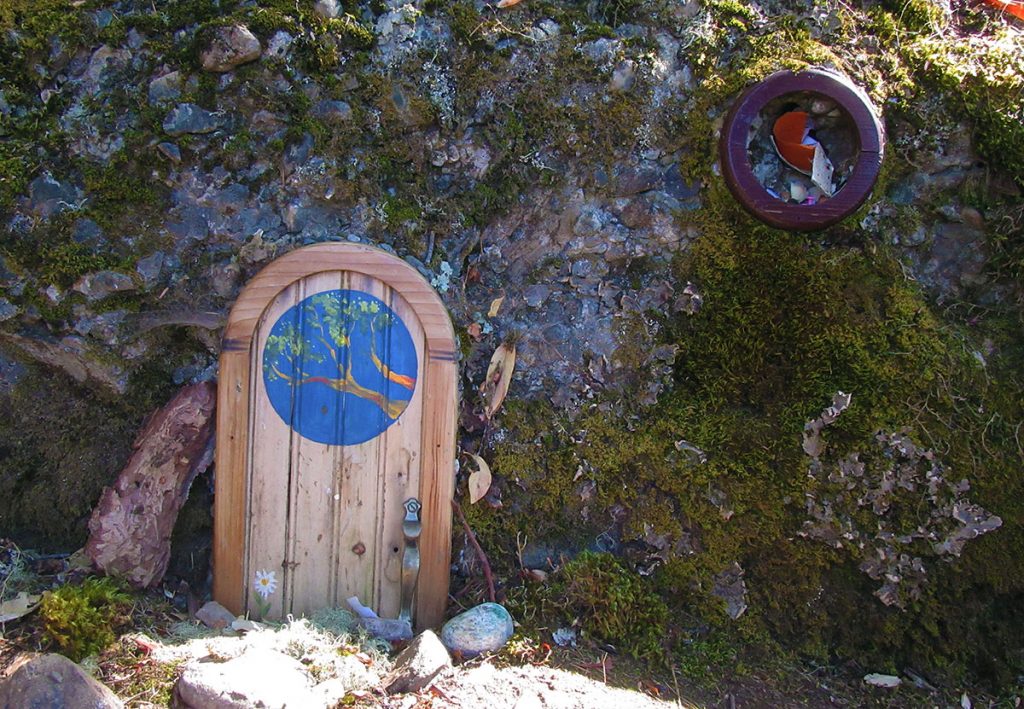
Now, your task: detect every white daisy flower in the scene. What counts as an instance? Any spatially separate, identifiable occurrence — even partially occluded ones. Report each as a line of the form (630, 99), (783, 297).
(253, 569), (278, 599)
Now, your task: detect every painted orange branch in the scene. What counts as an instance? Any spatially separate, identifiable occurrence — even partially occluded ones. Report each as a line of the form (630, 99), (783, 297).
(270, 363), (410, 420)
(369, 321), (417, 391)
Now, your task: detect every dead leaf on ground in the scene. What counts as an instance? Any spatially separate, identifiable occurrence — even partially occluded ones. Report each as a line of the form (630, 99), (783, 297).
(466, 453), (493, 504)
(497, 0), (524, 7)
(487, 295), (505, 318)
(481, 342), (516, 418)
(523, 568), (548, 583)
(0, 592), (41, 623)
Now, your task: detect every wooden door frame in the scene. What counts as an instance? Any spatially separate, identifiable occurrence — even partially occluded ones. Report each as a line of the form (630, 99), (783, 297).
(213, 243), (457, 629)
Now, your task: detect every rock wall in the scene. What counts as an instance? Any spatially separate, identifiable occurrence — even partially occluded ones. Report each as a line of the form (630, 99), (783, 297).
(0, 0), (1022, 690)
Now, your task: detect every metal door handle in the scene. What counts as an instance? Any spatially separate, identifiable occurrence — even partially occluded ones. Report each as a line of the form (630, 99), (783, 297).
(399, 498), (421, 623)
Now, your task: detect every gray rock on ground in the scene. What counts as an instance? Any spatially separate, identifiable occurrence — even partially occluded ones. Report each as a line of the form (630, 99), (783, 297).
(201, 25), (262, 72)
(195, 600), (238, 629)
(175, 648), (322, 708)
(0, 653), (124, 709)
(386, 630), (452, 694)
(440, 602), (515, 657)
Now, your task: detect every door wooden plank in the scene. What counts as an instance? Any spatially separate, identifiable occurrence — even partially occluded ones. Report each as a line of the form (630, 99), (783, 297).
(246, 278), (302, 619)
(212, 351), (250, 615)
(285, 271), (344, 617)
(371, 285), (426, 619)
(333, 429), (378, 608)
(416, 353), (458, 630)
(332, 272), (389, 615)
(326, 273), (377, 610)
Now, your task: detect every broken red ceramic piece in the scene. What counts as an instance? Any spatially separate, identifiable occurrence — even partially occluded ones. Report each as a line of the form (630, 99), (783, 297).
(772, 111), (815, 173)
(982, 0), (1024, 19)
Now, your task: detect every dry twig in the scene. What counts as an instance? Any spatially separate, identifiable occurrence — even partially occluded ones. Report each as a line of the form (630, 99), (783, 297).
(451, 499), (496, 603)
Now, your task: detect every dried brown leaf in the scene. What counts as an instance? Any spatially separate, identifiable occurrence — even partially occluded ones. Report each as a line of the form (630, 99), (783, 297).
(467, 453), (492, 504)
(523, 568), (548, 582)
(0, 592), (41, 623)
(497, 0), (524, 7)
(481, 342), (516, 418)
(487, 295), (505, 318)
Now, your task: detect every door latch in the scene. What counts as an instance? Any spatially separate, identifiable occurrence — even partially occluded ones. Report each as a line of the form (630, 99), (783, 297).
(399, 498), (421, 623)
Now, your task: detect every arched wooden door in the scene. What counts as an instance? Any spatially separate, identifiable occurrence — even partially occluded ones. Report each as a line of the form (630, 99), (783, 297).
(213, 243), (457, 629)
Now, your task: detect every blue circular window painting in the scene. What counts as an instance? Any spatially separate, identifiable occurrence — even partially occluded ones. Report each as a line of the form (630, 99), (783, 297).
(262, 289), (418, 446)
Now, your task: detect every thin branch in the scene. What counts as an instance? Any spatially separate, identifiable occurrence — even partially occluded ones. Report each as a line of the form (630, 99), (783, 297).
(452, 499), (496, 603)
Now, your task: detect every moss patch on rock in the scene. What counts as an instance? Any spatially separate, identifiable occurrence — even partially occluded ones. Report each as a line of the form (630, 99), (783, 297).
(472, 184), (1024, 687)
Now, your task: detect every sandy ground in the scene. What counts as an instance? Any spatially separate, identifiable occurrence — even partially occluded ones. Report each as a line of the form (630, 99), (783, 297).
(380, 662), (682, 709)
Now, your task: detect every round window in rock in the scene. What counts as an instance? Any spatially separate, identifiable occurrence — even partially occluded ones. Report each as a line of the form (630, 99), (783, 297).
(720, 69), (884, 231)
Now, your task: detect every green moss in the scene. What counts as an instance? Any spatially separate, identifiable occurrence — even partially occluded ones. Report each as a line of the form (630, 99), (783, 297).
(704, 0), (759, 29)
(470, 176), (1024, 687)
(593, 0), (642, 27)
(240, 2), (373, 72)
(865, 6), (1024, 184)
(0, 0), (89, 55)
(382, 197), (420, 226)
(81, 155), (164, 230)
(39, 577), (133, 661)
(38, 241), (116, 289)
(880, 0), (948, 33)
(447, 2), (486, 48)
(549, 552), (669, 661)
(905, 32), (1024, 182)
(675, 631), (742, 682)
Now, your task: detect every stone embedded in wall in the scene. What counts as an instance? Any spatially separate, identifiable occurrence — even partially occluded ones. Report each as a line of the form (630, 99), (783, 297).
(73, 270), (137, 302)
(314, 0), (341, 19)
(712, 562), (748, 620)
(0, 299), (19, 322)
(312, 99), (353, 124)
(148, 70), (183, 104)
(163, 103), (224, 137)
(84, 381), (216, 587)
(27, 173), (81, 218)
(200, 25), (262, 73)
(0, 333), (129, 394)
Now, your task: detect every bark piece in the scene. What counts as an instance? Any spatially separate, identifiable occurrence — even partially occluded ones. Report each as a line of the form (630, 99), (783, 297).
(85, 382), (216, 587)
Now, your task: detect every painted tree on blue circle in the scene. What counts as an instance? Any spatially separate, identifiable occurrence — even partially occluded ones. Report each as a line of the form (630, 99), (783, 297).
(262, 289), (418, 445)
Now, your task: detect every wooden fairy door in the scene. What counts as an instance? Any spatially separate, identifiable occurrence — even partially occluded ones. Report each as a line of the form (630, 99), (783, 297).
(213, 243), (457, 628)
